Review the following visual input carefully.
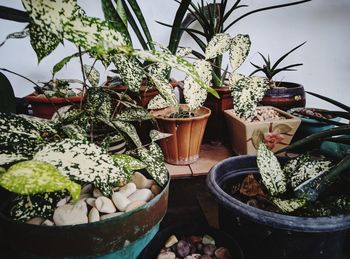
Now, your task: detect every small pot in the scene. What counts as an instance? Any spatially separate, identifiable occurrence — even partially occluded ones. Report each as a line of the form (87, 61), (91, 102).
(24, 94), (82, 119)
(260, 81), (306, 111)
(224, 106), (301, 155)
(207, 155), (350, 259)
(203, 86), (233, 143)
(151, 105), (211, 165)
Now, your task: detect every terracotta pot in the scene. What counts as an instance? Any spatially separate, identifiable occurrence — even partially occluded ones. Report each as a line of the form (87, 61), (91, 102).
(224, 106), (301, 155)
(151, 105), (211, 165)
(260, 81), (306, 111)
(24, 94), (83, 119)
(203, 86), (233, 143)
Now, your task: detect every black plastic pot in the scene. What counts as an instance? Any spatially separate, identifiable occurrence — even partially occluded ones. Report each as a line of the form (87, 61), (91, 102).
(139, 223), (244, 259)
(207, 156), (350, 259)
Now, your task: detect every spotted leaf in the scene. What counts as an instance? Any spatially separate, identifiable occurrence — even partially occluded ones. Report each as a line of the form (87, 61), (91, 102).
(112, 120), (142, 147)
(205, 33), (232, 60)
(148, 94), (172, 110)
(112, 154), (146, 173)
(272, 197), (306, 213)
(84, 65), (100, 87)
(149, 130), (172, 142)
(115, 107), (152, 121)
(229, 34), (251, 71)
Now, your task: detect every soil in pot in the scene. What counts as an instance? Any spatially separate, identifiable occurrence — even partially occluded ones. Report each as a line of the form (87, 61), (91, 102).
(207, 156), (350, 259)
(260, 81), (306, 111)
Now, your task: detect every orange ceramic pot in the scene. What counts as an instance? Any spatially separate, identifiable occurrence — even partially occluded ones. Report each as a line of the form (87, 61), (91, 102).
(24, 94), (83, 119)
(151, 105), (211, 165)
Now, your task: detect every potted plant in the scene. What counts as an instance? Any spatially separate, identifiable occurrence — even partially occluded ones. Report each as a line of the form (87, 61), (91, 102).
(207, 124), (350, 259)
(160, 0), (311, 142)
(0, 0), (212, 257)
(196, 32), (301, 155)
(250, 42), (307, 110)
(148, 59), (213, 165)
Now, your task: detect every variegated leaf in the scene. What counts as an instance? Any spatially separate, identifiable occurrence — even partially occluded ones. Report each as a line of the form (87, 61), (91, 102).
(86, 87), (111, 118)
(290, 159), (333, 189)
(112, 120), (142, 147)
(0, 112), (43, 155)
(112, 154), (146, 172)
(283, 154), (310, 178)
(10, 191), (67, 222)
(257, 142), (287, 196)
(0, 160), (81, 201)
(184, 60), (211, 111)
(205, 33), (232, 60)
(229, 34), (251, 71)
(33, 139), (128, 196)
(148, 94), (172, 110)
(272, 197), (306, 213)
(149, 130), (172, 142)
(176, 47), (192, 57)
(135, 146), (168, 187)
(112, 54), (143, 92)
(0, 153), (28, 167)
(232, 76), (269, 120)
(115, 107), (152, 121)
(60, 124), (87, 141)
(83, 65), (100, 87)
(228, 73), (245, 90)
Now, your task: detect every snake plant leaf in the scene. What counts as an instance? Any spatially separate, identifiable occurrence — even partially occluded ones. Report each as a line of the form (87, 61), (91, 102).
(135, 49), (218, 98)
(289, 159), (333, 189)
(149, 130), (172, 142)
(112, 120), (142, 147)
(0, 160), (81, 201)
(229, 34), (251, 71)
(83, 65), (100, 87)
(115, 107), (152, 121)
(10, 191), (67, 222)
(112, 54), (144, 92)
(33, 139), (128, 196)
(272, 197), (306, 213)
(232, 76), (269, 120)
(148, 94), (172, 110)
(112, 153), (146, 173)
(0, 28), (30, 48)
(0, 112), (44, 156)
(135, 146), (168, 187)
(257, 142), (287, 196)
(184, 60), (212, 111)
(0, 153), (28, 167)
(205, 33), (232, 60)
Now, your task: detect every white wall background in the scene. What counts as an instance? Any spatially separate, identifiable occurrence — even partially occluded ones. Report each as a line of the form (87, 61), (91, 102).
(0, 0), (349, 110)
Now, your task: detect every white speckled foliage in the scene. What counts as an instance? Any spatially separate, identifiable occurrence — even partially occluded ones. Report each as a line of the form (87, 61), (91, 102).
(232, 76), (269, 120)
(149, 130), (172, 142)
(257, 143), (287, 196)
(33, 139), (128, 196)
(272, 197), (306, 213)
(147, 94), (172, 110)
(112, 154), (146, 173)
(229, 34), (251, 72)
(176, 47), (192, 57)
(115, 107), (152, 122)
(184, 60), (212, 111)
(205, 33), (233, 60)
(0, 161), (81, 201)
(83, 65), (100, 87)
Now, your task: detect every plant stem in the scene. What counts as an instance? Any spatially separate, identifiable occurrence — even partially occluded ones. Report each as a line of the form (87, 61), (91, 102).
(78, 47), (86, 110)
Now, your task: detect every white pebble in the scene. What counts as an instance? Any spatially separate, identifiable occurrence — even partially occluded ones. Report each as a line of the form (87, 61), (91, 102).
(128, 189), (153, 202)
(112, 192), (131, 212)
(95, 196), (116, 214)
(88, 207), (100, 223)
(125, 200), (146, 212)
(118, 182), (137, 197)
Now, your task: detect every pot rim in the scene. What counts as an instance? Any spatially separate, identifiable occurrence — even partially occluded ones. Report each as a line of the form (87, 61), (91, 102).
(0, 174), (170, 230)
(151, 105), (211, 122)
(207, 155), (350, 232)
(24, 94), (83, 104)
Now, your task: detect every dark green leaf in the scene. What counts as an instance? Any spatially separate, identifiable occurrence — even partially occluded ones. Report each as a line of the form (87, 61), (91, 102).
(0, 72), (16, 114)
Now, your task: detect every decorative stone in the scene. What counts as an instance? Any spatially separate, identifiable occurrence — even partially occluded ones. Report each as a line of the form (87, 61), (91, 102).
(93, 188), (103, 198)
(95, 196), (116, 214)
(125, 200), (146, 212)
(53, 204), (88, 226)
(199, 255), (211, 259)
(203, 244), (216, 256)
(151, 184), (162, 195)
(202, 234), (215, 245)
(86, 197), (96, 207)
(88, 207), (100, 223)
(42, 219), (55, 226)
(56, 197), (68, 207)
(112, 192), (131, 211)
(128, 189), (153, 202)
(118, 182), (137, 197)
(157, 251), (176, 259)
(165, 235), (178, 248)
(189, 235), (202, 244)
(81, 183), (93, 194)
(176, 240), (190, 257)
(100, 212), (124, 220)
(132, 172), (155, 189)
(27, 217), (45, 225)
(214, 247), (232, 259)
(74, 199), (88, 215)
(78, 193), (91, 201)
